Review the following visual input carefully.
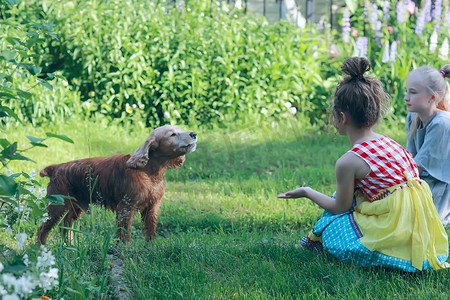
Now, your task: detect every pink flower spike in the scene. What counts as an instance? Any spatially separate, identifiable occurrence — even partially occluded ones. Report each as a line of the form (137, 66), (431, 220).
(330, 44), (339, 58)
(352, 29), (358, 37)
(406, 1), (416, 15)
(387, 26), (393, 34)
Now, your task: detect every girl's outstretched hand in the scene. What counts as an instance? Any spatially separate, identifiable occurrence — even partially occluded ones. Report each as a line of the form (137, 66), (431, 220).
(277, 187), (309, 199)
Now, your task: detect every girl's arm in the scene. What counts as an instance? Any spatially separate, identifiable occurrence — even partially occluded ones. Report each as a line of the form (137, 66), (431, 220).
(278, 153), (362, 214)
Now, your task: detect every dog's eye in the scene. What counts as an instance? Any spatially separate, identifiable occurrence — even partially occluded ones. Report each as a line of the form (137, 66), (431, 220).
(170, 133), (177, 137)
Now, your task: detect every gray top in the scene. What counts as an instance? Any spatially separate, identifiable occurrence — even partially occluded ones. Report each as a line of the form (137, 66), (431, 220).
(406, 111), (450, 183)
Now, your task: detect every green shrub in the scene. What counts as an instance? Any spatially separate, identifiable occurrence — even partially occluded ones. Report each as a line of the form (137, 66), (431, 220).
(38, 0), (336, 127)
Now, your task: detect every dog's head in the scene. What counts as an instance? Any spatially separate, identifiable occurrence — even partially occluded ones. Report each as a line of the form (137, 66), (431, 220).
(126, 125), (197, 169)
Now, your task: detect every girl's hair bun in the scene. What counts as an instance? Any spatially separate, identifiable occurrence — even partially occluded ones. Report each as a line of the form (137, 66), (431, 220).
(440, 65), (450, 78)
(342, 57), (371, 79)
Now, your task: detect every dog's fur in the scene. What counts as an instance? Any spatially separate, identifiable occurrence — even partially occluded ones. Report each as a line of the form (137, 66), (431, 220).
(36, 125), (197, 244)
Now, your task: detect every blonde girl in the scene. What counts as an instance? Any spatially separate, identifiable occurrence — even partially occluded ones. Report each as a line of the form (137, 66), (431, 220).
(405, 65), (450, 227)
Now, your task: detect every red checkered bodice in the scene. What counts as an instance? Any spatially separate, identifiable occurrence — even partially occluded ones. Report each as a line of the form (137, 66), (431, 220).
(349, 136), (419, 201)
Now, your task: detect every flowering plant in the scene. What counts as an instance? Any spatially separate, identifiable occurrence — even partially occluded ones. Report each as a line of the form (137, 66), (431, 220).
(336, 0), (450, 120)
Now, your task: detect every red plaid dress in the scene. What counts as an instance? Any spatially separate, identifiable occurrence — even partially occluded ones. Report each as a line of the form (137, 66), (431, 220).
(349, 136), (419, 201)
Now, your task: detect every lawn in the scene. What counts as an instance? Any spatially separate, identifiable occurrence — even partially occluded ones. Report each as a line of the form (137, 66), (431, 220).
(2, 119), (450, 299)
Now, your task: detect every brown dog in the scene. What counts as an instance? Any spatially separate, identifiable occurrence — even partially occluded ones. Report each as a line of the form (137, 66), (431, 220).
(36, 125), (197, 244)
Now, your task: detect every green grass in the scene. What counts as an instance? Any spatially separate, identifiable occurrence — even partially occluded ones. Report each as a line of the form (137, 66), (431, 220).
(2, 119), (449, 299)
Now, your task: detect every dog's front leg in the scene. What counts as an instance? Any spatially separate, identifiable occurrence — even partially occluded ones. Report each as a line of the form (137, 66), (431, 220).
(140, 201), (161, 241)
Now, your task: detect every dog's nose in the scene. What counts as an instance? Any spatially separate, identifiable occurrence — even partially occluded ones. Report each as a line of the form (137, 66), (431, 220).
(190, 132), (197, 139)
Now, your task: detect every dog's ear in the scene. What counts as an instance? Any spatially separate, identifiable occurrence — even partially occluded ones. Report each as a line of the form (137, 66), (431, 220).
(166, 156), (185, 169)
(126, 136), (158, 169)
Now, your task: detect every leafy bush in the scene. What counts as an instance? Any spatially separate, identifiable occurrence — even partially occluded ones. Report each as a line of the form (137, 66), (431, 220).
(0, 0), (81, 126)
(38, 0), (336, 127)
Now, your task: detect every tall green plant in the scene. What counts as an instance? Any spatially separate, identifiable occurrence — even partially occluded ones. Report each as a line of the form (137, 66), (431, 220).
(0, 1), (73, 298)
(39, 0), (336, 127)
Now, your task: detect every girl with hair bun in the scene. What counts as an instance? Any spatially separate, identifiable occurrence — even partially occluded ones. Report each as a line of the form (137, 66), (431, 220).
(278, 57), (449, 272)
(405, 65), (450, 227)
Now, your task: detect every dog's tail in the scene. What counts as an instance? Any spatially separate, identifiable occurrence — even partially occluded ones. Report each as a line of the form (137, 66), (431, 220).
(40, 165), (56, 177)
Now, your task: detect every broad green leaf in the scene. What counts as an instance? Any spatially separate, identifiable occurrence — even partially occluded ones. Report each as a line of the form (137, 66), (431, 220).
(0, 139), (10, 148)
(6, 0), (19, 6)
(0, 106), (22, 123)
(0, 174), (17, 196)
(46, 133), (74, 144)
(0, 50), (16, 61)
(17, 89), (33, 100)
(46, 194), (66, 205)
(5, 37), (21, 46)
(1, 142), (17, 157)
(10, 153), (35, 162)
(30, 142), (48, 148)
(26, 136), (46, 144)
(3, 259), (27, 275)
(38, 78), (53, 90)
(19, 63), (41, 75)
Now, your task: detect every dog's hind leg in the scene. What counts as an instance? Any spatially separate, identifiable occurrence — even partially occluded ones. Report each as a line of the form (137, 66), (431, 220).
(116, 203), (135, 242)
(36, 204), (67, 245)
(62, 202), (83, 244)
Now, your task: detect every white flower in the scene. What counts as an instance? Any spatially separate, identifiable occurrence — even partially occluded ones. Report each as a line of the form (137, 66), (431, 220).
(29, 169), (36, 179)
(16, 233), (27, 250)
(26, 186), (36, 194)
(13, 274), (35, 296)
(430, 31), (438, 53)
(0, 284), (7, 295)
(6, 169), (13, 175)
(22, 254), (29, 267)
(163, 111), (170, 119)
(382, 41), (390, 63)
(39, 268), (58, 292)
(5, 227), (12, 234)
(439, 38), (449, 60)
(390, 41), (398, 62)
(2, 294), (20, 300)
(260, 108), (268, 115)
(37, 188), (47, 200)
(0, 261), (3, 272)
(284, 102), (292, 108)
(289, 107), (297, 115)
(235, 0), (243, 9)
(62, 80), (68, 86)
(36, 248), (56, 269)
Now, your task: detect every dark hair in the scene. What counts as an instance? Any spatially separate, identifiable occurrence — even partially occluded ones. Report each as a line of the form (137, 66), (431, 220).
(332, 57), (390, 128)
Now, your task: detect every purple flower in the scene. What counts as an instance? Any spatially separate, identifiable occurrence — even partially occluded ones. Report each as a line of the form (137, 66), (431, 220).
(432, 0), (442, 22)
(446, 11), (450, 31)
(317, 20), (324, 30)
(383, 1), (390, 20)
(415, 10), (426, 35)
(382, 41), (390, 63)
(375, 21), (383, 47)
(396, 2), (406, 23)
(342, 10), (351, 43)
(390, 41), (398, 62)
(355, 37), (368, 57)
(424, 0), (432, 23)
(371, 4), (378, 28)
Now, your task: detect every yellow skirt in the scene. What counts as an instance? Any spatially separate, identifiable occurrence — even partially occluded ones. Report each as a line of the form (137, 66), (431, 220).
(310, 174), (449, 271)
(354, 175), (448, 270)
